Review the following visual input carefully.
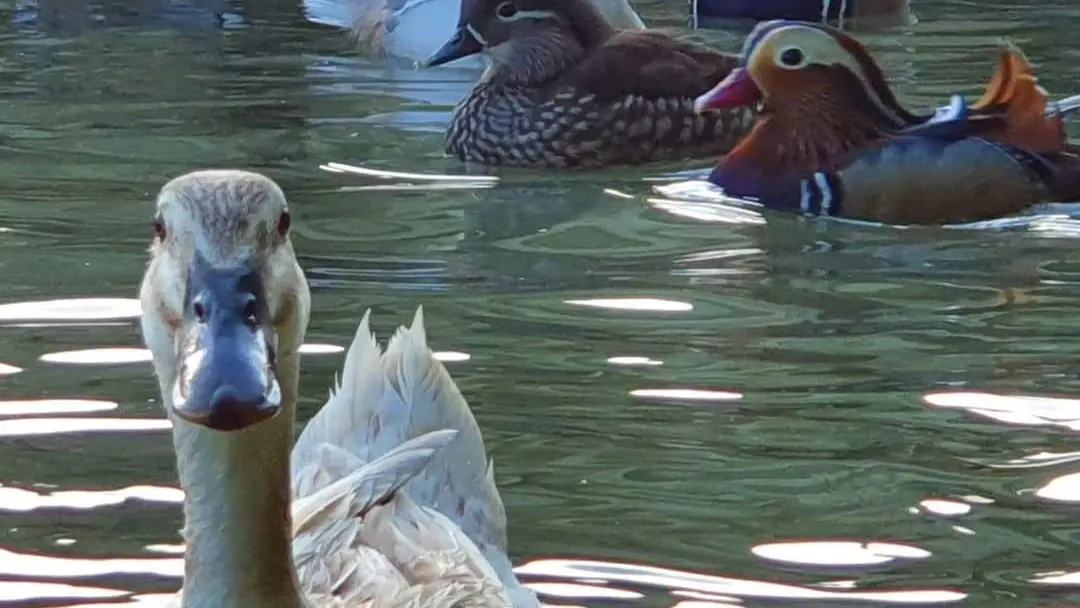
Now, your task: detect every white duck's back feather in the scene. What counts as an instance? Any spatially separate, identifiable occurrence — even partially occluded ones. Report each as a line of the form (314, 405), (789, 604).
(290, 308), (539, 607)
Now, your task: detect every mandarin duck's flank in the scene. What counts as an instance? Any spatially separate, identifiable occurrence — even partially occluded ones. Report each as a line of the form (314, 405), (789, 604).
(424, 0), (755, 168)
(693, 20), (1080, 225)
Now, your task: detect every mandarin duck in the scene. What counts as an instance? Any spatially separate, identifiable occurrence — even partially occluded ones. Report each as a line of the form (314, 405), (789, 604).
(693, 20), (1080, 225)
(424, 0), (756, 168)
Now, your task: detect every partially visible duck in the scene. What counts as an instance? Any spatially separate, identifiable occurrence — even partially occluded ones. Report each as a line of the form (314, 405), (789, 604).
(691, 0), (912, 26)
(139, 170), (541, 607)
(693, 20), (1080, 225)
(424, 0), (756, 168)
(305, 0), (644, 67)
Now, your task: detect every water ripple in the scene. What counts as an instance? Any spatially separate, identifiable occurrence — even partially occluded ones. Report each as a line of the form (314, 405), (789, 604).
(516, 559), (966, 604)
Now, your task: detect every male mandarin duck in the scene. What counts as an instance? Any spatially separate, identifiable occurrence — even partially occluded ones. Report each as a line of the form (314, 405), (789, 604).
(423, 0), (756, 168)
(693, 20), (1080, 225)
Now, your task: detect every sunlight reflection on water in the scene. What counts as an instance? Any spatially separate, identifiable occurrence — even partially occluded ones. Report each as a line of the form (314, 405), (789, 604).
(516, 559), (966, 604)
(0, 485), (182, 513)
(0, 417), (171, 438)
(923, 391), (1080, 431)
(0, 398), (117, 416)
(0, 298), (141, 323)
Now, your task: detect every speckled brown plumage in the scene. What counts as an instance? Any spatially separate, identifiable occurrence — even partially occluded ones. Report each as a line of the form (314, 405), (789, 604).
(695, 20), (1080, 225)
(427, 0), (754, 168)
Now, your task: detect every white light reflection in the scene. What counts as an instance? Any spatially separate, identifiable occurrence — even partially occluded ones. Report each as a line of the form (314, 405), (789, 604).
(145, 544), (185, 555)
(0, 484), (182, 513)
(526, 582), (642, 600)
(0, 548), (182, 579)
(1031, 570), (1080, 586)
(0, 582), (128, 603)
(923, 391), (1080, 430)
(0, 399), (118, 417)
(40, 348), (153, 365)
(752, 541), (930, 568)
(1036, 471), (1080, 503)
(38, 344), (345, 365)
(565, 298), (693, 312)
(299, 343), (346, 355)
(671, 589), (745, 607)
(434, 351), (471, 363)
(631, 389), (743, 402)
(607, 356), (663, 367)
(516, 558), (965, 604)
(914, 499), (973, 517)
(649, 198), (767, 225)
(0, 298), (141, 323)
(66, 594), (175, 608)
(0, 417), (171, 438)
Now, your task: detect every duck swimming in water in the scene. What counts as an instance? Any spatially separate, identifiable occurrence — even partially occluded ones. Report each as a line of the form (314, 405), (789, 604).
(138, 169), (540, 607)
(693, 20), (1080, 224)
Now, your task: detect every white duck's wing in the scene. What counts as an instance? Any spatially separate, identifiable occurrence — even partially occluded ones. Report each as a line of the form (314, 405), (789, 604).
(292, 430), (512, 607)
(291, 308), (540, 607)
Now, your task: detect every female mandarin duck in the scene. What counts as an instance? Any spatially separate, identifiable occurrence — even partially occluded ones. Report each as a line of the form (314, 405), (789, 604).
(139, 170), (541, 607)
(424, 0), (756, 168)
(305, 0), (643, 67)
(693, 20), (1080, 225)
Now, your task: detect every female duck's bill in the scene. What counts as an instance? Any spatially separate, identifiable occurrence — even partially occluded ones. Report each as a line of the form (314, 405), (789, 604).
(426, 23), (482, 67)
(170, 250), (281, 432)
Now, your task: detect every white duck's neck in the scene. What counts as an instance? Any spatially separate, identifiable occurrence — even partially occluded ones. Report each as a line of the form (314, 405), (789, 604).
(173, 362), (305, 608)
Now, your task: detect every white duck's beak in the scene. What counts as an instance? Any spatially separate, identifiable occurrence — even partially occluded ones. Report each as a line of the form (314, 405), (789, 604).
(171, 250), (282, 432)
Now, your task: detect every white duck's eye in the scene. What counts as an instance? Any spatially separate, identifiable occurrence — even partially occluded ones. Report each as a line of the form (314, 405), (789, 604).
(777, 46), (807, 69)
(152, 216), (166, 240)
(495, 1), (518, 19)
(277, 211), (291, 237)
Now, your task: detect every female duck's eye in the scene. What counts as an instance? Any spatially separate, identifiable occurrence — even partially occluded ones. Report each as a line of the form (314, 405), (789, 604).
(152, 217), (166, 240)
(779, 47), (805, 68)
(495, 1), (518, 19)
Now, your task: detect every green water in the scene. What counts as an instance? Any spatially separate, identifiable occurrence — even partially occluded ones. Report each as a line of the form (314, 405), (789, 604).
(3, 0), (1080, 605)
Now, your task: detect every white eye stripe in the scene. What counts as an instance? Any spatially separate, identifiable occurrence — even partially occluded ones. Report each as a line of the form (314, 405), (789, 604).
(466, 23), (488, 45)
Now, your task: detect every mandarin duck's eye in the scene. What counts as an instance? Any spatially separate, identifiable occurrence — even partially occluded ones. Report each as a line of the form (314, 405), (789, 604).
(779, 47), (805, 68)
(495, 1), (518, 19)
(152, 217), (166, 240)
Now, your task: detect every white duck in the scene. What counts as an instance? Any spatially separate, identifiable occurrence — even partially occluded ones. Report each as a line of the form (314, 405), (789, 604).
(138, 169), (541, 608)
(304, 0), (645, 67)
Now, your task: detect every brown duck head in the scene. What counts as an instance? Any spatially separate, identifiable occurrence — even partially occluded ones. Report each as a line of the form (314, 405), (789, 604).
(426, 0), (616, 84)
(693, 20), (919, 194)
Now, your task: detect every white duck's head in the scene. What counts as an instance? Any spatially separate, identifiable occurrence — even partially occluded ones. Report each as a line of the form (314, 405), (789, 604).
(139, 169), (312, 433)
